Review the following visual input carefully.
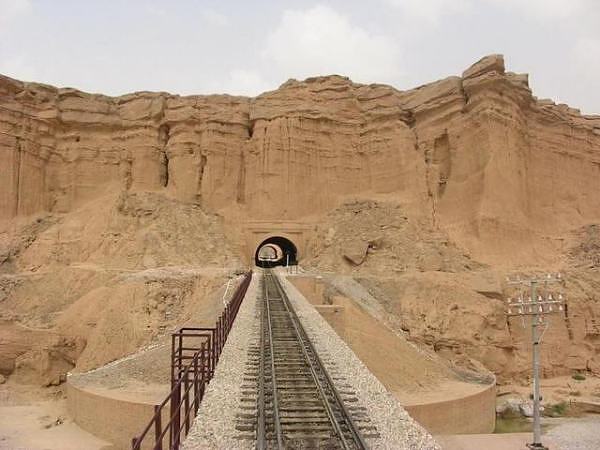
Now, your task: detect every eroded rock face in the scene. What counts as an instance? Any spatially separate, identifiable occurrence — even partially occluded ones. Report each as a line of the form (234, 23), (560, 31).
(305, 198), (600, 383)
(2, 55), (599, 266)
(2, 55), (600, 385)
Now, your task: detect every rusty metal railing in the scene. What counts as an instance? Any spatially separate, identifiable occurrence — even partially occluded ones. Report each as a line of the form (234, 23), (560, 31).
(131, 270), (252, 450)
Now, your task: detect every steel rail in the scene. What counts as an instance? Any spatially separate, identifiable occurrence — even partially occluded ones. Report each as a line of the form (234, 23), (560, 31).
(256, 276), (268, 449)
(263, 272), (285, 449)
(269, 270), (368, 450)
(257, 269), (368, 450)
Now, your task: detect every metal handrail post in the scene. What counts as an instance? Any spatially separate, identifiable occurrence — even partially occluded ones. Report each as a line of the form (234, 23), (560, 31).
(171, 383), (181, 449)
(154, 404), (163, 450)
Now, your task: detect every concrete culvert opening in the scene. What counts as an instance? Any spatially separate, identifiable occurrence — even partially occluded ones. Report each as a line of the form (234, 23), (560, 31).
(255, 236), (298, 268)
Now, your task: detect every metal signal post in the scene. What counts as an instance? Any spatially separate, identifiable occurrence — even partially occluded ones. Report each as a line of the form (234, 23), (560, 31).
(506, 273), (566, 450)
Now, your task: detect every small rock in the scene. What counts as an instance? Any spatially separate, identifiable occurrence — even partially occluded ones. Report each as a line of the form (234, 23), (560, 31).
(519, 401), (534, 417)
(43, 416), (64, 429)
(496, 396), (522, 415)
(368, 236), (384, 250)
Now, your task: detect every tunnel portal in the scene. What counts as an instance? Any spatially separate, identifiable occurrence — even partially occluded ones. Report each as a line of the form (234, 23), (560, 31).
(255, 236), (298, 268)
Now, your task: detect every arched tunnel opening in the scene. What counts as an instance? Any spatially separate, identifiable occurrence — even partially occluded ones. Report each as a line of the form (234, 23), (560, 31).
(255, 236), (298, 268)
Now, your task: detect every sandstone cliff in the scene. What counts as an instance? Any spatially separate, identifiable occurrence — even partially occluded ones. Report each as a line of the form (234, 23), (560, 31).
(1, 55), (599, 386)
(2, 54), (599, 266)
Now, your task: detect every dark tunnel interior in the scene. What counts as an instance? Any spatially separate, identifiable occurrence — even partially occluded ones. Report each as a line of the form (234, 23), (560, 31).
(255, 236), (298, 268)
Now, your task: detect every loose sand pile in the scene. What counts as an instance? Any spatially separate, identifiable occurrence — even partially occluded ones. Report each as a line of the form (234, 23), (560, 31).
(304, 199), (600, 385)
(306, 199), (480, 275)
(0, 190), (243, 387)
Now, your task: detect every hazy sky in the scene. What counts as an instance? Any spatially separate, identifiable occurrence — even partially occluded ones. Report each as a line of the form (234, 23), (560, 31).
(1, 0), (599, 114)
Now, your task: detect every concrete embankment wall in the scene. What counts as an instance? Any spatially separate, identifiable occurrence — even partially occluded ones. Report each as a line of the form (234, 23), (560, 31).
(290, 274), (496, 434)
(67, 377), (169, 450)
(403, 382), (496, 434)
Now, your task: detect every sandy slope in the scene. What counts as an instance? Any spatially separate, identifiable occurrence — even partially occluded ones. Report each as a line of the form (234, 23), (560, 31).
(0, 190), (243, 387)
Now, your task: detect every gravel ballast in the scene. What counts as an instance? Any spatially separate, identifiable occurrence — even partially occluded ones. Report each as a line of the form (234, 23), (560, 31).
(184, 269), (440, 449)
(182, 274), (259, 450)
(277, 269), (440, 450)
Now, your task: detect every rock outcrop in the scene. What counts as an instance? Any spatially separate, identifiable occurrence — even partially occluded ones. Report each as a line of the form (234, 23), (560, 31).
(2, 54), (599, 266)
(1, 55), (600, 385)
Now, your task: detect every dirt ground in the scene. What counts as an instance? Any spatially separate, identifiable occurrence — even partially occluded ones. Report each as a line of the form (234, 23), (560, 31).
(438, 415), (600, 450)
(0, 383), (110, 450)
(437, 432), (557, 450)
(3, 376), (599, 450)
(498, 374), (600, 412)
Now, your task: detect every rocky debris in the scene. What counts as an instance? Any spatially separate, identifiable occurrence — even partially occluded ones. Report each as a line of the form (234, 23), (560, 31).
(1, 329), (84, 386)
(43, 416), (65, 429)
(466, 272), (503, 300)
(307, 200), (479, 274)
(519, 401), (535, 418)
(496, 394), (549, 419)
(0, 217), (55, 271)
(0, 189), (242, 385)
(13, 191), (240, 271)
(343, 239), (369, 266)
(496, 394), (523, 416)
(570, 224), (600, 268)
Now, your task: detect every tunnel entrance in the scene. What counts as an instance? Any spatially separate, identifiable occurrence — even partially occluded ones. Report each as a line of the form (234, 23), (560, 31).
(255, 236), (298, 268)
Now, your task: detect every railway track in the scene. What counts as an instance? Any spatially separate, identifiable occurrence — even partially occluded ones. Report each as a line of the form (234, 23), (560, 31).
(254, 269), (369, 450)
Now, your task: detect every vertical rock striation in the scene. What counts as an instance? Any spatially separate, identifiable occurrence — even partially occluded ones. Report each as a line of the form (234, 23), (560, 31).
(1, 55), (599, 265)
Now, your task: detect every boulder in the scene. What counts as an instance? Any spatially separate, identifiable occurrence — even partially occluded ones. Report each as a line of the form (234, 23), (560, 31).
(496, 395), (522, 416)
(519, 401), (534, 417)
(343, 240), (369, 266)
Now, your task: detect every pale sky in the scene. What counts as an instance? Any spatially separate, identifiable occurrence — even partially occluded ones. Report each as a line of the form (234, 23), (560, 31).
(1, 0), (599, 114)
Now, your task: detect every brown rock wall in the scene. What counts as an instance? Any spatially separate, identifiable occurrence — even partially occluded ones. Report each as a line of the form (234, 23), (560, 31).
(1, 55), (600, 266)
(1, 54), (599, 388)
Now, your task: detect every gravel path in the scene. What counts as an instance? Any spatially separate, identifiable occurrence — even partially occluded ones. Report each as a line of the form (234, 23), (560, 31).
(545, 416), (600, 450)
(438, 416), (600, 450)
(182, 274), (259, 450)
(276, 269), (440, 450)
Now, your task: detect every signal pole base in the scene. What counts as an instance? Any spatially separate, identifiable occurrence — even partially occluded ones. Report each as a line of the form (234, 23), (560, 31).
(527, 443), (548, 450)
